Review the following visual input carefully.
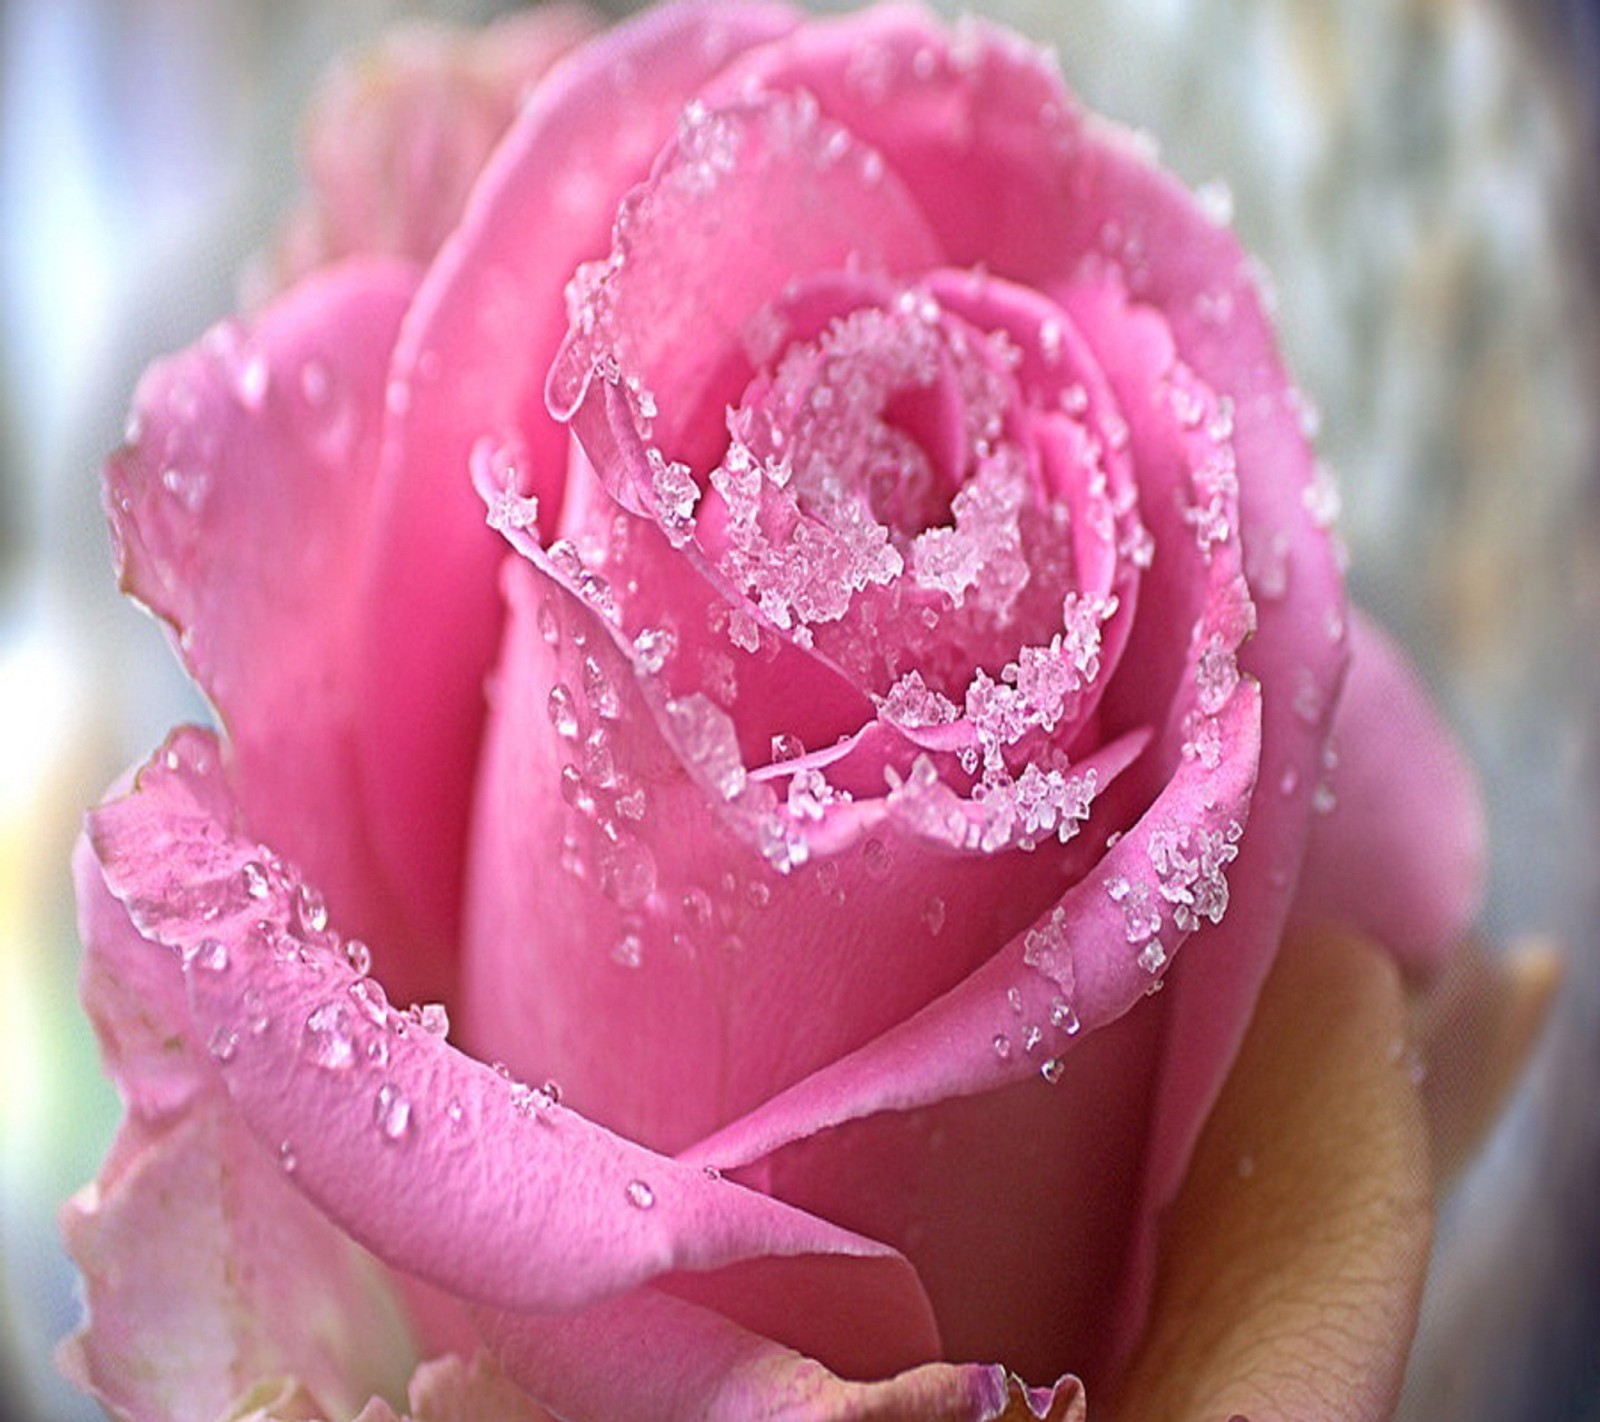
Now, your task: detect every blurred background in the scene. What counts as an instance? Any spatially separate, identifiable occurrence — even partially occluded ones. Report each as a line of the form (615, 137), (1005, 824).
(1, 0), (1594, 1419)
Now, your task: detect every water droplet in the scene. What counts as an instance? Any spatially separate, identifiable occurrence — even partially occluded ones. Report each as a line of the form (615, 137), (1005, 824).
(632, 626), (677, 673)
(208, 1025), (238, 1062)
(160, 465), (210, 513)
(278, 1140), (297, 1173)
(992, 1033), (1013, 1061)
(681, 887), (714, 928)
(612, 931), (644, 969)
(1279, 766), (1300, 796)
(304, 1000), (356, 1070)
(862, 837), (892, 880)
(702, 1164), (723, 1181)
(344, 939), (372, 975)
(417, 1002), (450, 1037)
(374, 1083), (411, 1141)
(1040, 1056), (1065, 1084)
(600, 836), (657, 910)
(447, 1097), (466, 1130)
(1006, 987), (1024, 1016)
(625, 1179), (655, 1209)
(296, 883), (329, 936)
(241, 861), (271, 899)
(582, 654), (622, 720)
(349, 977), (390, 1027)
(1050, 999), (1080, 1035)
(243, 989), (270, 1035)
(1137, 941), (1167, 974)
(184, 937), (229, 973)
(922, 896), (947, 936)
(237, 353), (270, 410)
(548, 684), (580, 739)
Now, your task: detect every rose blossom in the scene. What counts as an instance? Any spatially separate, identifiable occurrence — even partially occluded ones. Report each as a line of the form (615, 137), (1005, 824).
(63, 4), (1537, 1420)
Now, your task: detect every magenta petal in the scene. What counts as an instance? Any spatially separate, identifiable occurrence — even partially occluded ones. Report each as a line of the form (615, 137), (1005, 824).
(85, 729), (938, 1329)
(481, 1286), (1085, 1422)
(356, 0), (801, 950)
(1293, 609), (1486, 973)
(103, 259), (454, 1003)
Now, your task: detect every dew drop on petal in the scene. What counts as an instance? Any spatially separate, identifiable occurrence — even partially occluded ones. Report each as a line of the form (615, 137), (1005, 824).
(303, 1000), (356, 1071)
(1040, 1057), (1065, 1085)
(992, 1033), (1013, 1061)
(241, 861), (271, 899)
(548, 684), (581, 739)
(184, 937), (229, 973)
(237, 352), (270, 410)
(207, 1025), (238, 1063)
(374, 1083), (411, 1141)
(417, 1002), (450, 1037)
(344, 938), (372, 976)
(296, 883), (329, 936)
(625, 1179), (656, 1209)
(1050, 998), (1080, 1035)
(348, 977), (390, 1027)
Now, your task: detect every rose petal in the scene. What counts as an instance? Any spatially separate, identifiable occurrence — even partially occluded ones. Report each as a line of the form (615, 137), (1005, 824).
(74, 830), (206, 1123)
(1113, 926), (1434, 1422)
(547, 87), (942, 476)
(103, 259), (453, 1004)
(357, 0), (801, 950)
(84, 728), (940, 1362)
(59, 1096), (416, 1422)
(480, 1286), (1086, 1422)
(720, 1015), (1164, 1389)
(683, 680), (1261, 1174)
(268, 6), (598, 286)
(1293, 609), (1488, 974)
(463, 557), (1128, 1154)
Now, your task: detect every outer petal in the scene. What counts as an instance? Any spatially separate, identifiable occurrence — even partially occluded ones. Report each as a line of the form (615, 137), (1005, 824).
(1113, 926), (1434, 1422)
(267, 6), (598, 286)
(102, 259), (452, 1005)
(480, 1287), (1086, 1422)
(1293, 609), (1487, 974)
(84, 729), (941, 1377)
(59, 1096), (416, 1422)
(356, 0), (801, 948)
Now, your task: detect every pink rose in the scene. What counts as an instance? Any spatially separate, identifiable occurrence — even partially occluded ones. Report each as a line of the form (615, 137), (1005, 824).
(66, 4), (1518, 1419)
